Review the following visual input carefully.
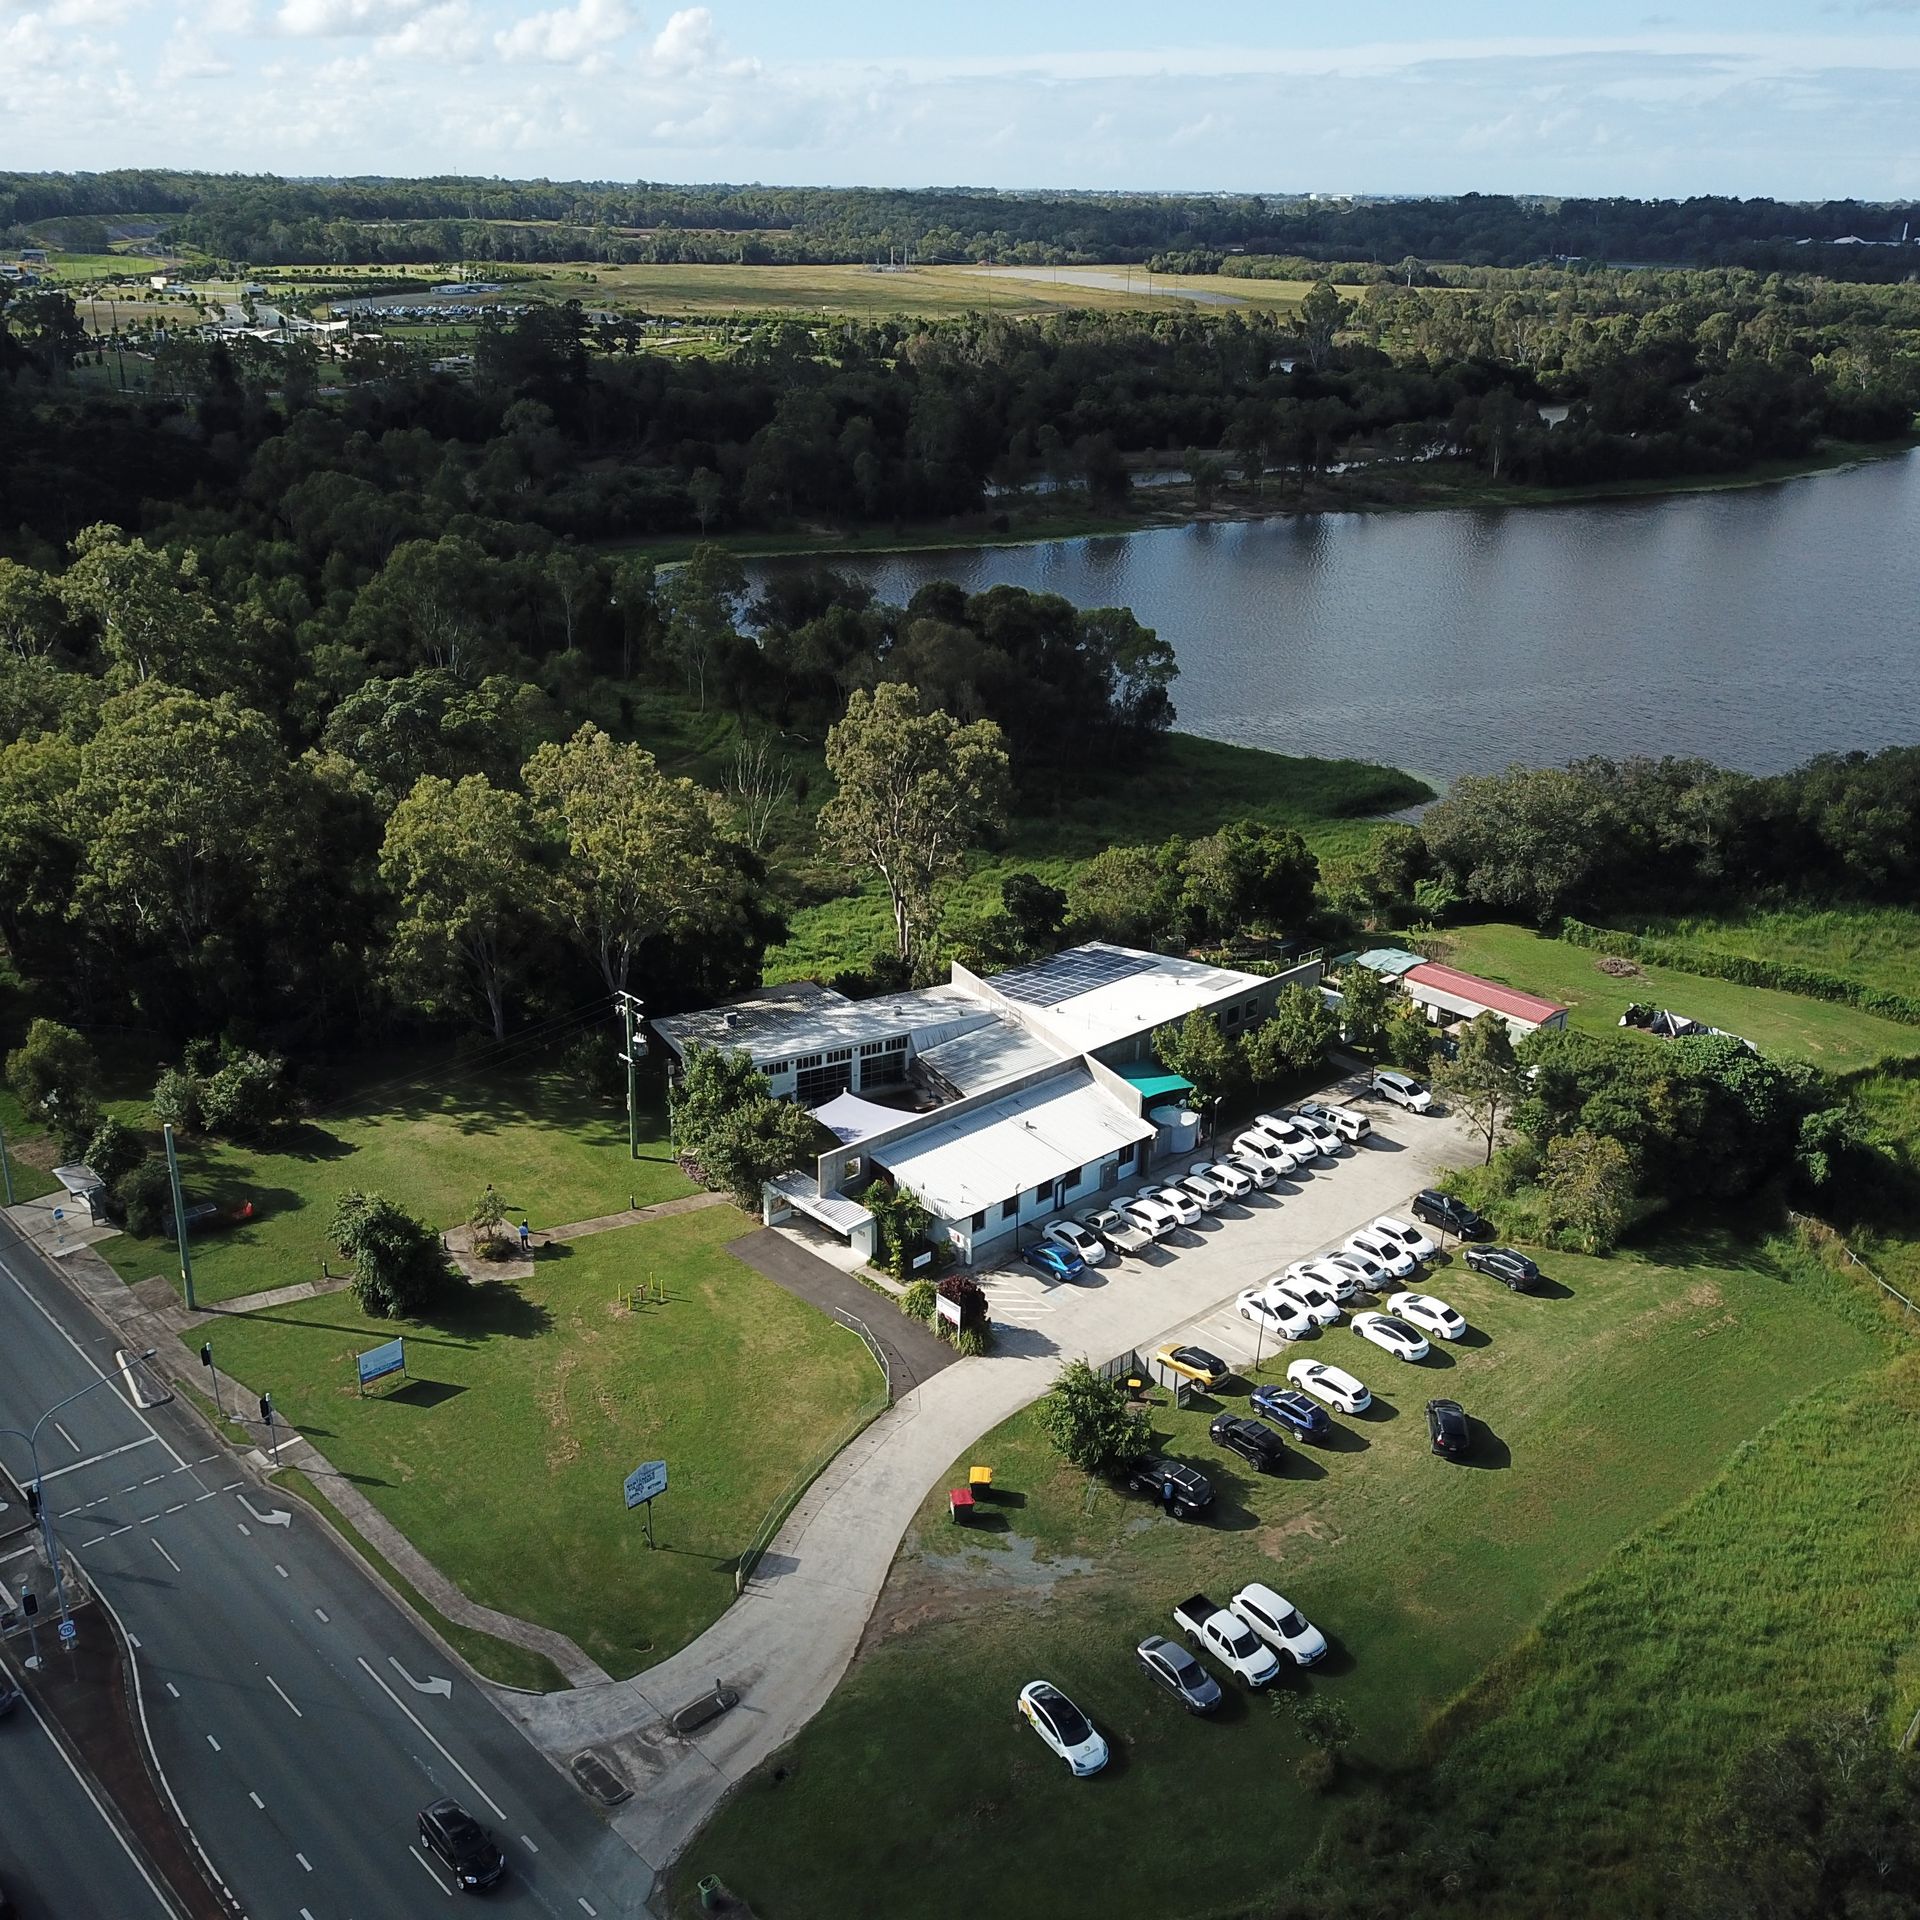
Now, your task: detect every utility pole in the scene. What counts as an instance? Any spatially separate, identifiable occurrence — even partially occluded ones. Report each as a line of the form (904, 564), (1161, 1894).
(163, 1123), (196, 1311)
(0, 1119), (14, 1207)
(614, 991), (647, 1161)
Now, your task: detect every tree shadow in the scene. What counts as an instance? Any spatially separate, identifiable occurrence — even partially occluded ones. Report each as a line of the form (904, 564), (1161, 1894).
(385, 1378), (467, 1411)
(273, 1121), (356, 1165)
(415, 1279), (553, 1341)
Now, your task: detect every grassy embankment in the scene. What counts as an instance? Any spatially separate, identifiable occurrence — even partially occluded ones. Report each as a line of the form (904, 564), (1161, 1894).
(677, 1229), (1893, 1920)
(196, 1202), (884, 1680)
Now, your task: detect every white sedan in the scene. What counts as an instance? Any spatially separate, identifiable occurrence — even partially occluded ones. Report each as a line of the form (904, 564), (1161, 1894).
(1254, 1114), (1328, 1163)
(1388, 1290), (1468, 1341)
(1017, 1681), (1109, 1777)
(1237, 1287), (1316, 1342)
(1344, 1227), (1419, 1279)
(1286, 1256), (1370, 1304)
(1275, 1276), (1343, 1326)
(1350, 1310), (1431, 1362)
(1373, 1213), (1439, 1261)
(1044, 1219), (1113, 1267)
(1286, 1357), (1372, 1414)
(1193, 1159), (1254, 1200)
(1152, 1185), (1204, 1229)
(1327, 1250), (1392, 1295)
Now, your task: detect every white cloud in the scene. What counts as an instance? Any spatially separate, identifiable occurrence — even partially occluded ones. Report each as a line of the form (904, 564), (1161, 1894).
(648, 5), (708, 71)
(158, 16), (231, 74)
(494, 0), (631, 65)
(375, 0), (474, 61)
(273, 0), (427, 37)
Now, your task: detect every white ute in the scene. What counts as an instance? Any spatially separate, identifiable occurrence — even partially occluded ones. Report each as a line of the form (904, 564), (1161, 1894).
(1173, 1593), (1281, 1687)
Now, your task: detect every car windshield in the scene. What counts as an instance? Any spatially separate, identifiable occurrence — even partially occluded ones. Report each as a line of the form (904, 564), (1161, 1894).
(1381, 1318), (1417, 1337)
(1277, 1607), (1307, 1635)
(1225, 1627), (1261, 1657)
(1168, 1649), (1203, 1682)
(1044, 1695), (1091, 1743)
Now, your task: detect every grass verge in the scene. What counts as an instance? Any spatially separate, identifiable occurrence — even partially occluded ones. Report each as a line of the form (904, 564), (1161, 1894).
(191, 1204), (886, 1678)
(675, 1229), (1883, 1920)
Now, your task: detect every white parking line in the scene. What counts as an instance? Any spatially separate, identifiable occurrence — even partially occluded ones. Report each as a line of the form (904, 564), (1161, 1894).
(268, 1676), (303, 1718)
(313, 1608), (329, 1624)
(357, 1658), (506, 1820)
(274, 1563), (288, 1579)
(579, 1899), (598, 1915)
(206, 1735), (221, 1752)
(53, 1420), (78, 1451)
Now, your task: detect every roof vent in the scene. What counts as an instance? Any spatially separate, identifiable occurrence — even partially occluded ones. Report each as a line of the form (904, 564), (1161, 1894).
(723, 1012), (741, 1029)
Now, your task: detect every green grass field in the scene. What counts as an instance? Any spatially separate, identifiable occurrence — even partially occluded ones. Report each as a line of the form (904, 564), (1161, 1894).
(1434, 922), (1920, 1071)
(1620, 902), (1920, 1004)
(767, 735), (1428, 980)
(98, 1045), (692, 1305)
(676, 1232), (1885, 1919)
(197, 1203), (884, 1679)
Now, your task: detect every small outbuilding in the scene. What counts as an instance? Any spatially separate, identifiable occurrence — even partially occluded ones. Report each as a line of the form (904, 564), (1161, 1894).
(1401, 962), (1568, 1039)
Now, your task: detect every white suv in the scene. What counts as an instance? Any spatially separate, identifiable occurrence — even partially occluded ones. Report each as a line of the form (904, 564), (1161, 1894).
(1371, 1069), (1433, 1113)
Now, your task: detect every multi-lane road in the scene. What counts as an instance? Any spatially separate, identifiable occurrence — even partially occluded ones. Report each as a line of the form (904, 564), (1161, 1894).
(0, 1215), (650, 1919)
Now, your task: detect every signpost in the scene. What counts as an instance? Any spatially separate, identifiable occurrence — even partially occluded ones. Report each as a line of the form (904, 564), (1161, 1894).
(935, 1293), (962, 1329)
(624, 1458), (667, 1549)
(355, 1337), (407, 1394)
(57, 1617), (76, 1647)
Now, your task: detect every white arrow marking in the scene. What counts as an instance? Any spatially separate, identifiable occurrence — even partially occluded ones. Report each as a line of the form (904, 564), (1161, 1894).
(237, 1494), (292, 1528)
(388, 1655), (453, 1698)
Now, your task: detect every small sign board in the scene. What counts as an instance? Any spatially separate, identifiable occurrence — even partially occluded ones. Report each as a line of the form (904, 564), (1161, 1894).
(624, 1459), (668, 1509)
(57, 1617), (76, 1643)
(936, 1293), (962, 1327)
(911, 1250), (933, 1271)
(356, 1337), (406, 1389)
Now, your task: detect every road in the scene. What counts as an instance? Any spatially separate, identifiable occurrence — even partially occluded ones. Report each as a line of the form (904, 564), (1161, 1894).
(0, 1215), (650, 1920)
(0, 1681), (183, 1917)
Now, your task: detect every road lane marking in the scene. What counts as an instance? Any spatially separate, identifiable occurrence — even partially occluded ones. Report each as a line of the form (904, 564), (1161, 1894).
(249, 1791), (264, 1809)
(165, 1683), (179, 1699)
(53, 1419), (78, 1451)
(301, 1910), (316, 1919)
(296, 1853), (312, 1872)
(238, 1494), (292, 1529)
(389, 1655), (453, 1697)
(267, 1675), (303, 1718)
(206, 1735), (221, 1751)
(153, 1538), (181, 1573)
(579, 1901), (598, 1916)
(195, 1491), (216, 1502)
(357, 1657), (506, 1820)
(38, 1436), (157, 1482)
(274, 1563), (289, 1579)
(236, 1523), (250, 1537)
(313, 1608), (329, 1623)
(107, 1525), (130, 1538)
(519, 1834), (538, 1853)
(409, 1845), (454, 1896)
(164, 1503), (184, 1515)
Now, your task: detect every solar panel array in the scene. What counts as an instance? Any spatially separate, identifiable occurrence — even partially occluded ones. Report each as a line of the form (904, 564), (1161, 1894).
(990, 946), (1157, 1007)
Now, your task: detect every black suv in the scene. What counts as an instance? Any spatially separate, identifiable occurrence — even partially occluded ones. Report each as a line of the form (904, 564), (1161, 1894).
(1410, 1189), (1492, 1240)
(1120, 1455), (1214, 1520)
(1208, 1413), (1287, 1475)
(418, 1798), (506, 1893)
(1464, 1245), (1541, 1290)
(1426, 1398), (1472, 1460)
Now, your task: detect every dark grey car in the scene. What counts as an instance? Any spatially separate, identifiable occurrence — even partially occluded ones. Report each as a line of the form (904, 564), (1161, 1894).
(1135, 1634), (1223, 1714)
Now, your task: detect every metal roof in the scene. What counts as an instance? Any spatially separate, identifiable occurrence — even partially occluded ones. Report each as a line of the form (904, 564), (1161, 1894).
(1352, 948), (1427, 978)
(868, 1070), (1154, 1223)
(653, 982), (990, 1064)
(990, 942), (1270, 1053)
(1403, 962), (1567, 1027)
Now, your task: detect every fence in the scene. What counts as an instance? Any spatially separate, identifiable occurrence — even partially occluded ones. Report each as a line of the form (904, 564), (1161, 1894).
(1788, 1211), (1920, 1326)
(733, 1308), (892, 1595)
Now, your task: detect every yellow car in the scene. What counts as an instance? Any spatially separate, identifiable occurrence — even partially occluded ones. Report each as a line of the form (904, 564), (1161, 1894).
(1155, 1344), (1232, 1391)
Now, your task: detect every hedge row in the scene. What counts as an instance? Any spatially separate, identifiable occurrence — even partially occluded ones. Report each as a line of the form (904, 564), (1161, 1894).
(1558, 917), (1920, 1027)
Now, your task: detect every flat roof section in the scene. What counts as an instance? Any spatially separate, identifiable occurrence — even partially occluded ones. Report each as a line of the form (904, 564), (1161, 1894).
(869, 1070), (1154, 1224)
(1404, 962), (1567, 1026)
(915, 1016), (1067, 1097)
(655, 982), (991, 1064)
(990, 942), (1269, 1052)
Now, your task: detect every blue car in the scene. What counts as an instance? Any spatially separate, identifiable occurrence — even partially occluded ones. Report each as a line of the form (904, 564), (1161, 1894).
(1020, 1241), (1085, 1283)
(1250, 1384), (1331, 1441)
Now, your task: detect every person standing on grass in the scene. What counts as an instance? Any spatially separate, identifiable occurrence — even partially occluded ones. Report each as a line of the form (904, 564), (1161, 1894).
(518, 1218), (532, 1253)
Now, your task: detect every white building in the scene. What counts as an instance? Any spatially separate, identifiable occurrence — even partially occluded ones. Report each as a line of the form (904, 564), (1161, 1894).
(654, 942), (1323, 1267)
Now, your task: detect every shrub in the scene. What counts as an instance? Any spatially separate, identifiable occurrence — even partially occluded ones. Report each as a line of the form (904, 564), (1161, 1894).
(198, 1049), (288, 1137)
(953, 1325), (990, 1358)
(1292, 1692), (1358, 1753)
(83, 1115), (145, 1189)
(330, 1190), (453, 1318)
(6, 1018), (100, 1126)
(151, 1066), (204, 1134)
(467, 1187), (511, 1260)
(51, 1095), (104, 1163)
(114, 1155), (173, 1236)
(1295, 1748), (1339, 1794)
(900, 1279), (937, 1323)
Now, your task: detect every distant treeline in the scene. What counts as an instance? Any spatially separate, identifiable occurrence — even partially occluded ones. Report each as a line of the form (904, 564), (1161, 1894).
(5, 172), (1920, 279)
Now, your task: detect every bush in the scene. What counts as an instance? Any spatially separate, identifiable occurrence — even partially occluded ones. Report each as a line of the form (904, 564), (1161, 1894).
(330, 1190), (453, 1318)
(199, 1049), (288, 1137)
(1294, 1748), (1339, 1794)
(51, 1095), (104, 1163)
(6, 1018), (100, 1126)
(114, 1155), (172, 1236)
(83, 1115), (145, 1189)
(900, 1279), (937, 1323)
(151, 1066), (204, 1134)
(953, 1325), (990, 1358)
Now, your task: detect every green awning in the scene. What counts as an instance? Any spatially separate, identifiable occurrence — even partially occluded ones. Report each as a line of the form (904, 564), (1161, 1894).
(1113, 1063), (1197, 1102)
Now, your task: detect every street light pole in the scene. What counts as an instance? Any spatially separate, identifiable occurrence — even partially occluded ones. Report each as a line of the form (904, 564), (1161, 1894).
(163, 1123), (196, 1311)
(0, 1352), (158, 1628)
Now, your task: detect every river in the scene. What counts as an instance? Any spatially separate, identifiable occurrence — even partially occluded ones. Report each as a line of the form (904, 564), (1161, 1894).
(749, 450), (1920, 781)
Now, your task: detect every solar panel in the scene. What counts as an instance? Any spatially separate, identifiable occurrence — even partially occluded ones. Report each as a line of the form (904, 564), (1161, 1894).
(991, 946), (1157, 1007)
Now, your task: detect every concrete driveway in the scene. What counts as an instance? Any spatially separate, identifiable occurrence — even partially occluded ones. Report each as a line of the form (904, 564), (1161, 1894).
(496, 1093), (1477, 1895)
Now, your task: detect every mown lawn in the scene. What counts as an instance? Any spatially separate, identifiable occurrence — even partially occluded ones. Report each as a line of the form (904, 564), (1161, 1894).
(196, 1204), (885, 1680)
(100, 1046), (691, 1305)
(676, 1232), (1884, 1920)
(1436, 922), (1920, 1071)
(767, 735), (1428, 981)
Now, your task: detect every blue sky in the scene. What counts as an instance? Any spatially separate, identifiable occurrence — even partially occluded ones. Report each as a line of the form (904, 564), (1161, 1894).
(8, 1), (1920, 197)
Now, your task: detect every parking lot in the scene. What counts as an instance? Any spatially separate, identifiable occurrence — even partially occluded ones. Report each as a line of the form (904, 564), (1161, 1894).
(975, 1085), (1480, 1375)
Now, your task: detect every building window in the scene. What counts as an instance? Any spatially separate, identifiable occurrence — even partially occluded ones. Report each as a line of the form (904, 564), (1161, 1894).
(762, 1060), (790, 1077)
(971, 1210), (986, 1232)
(1001, 1198), (1017, 1221)
(793, 1052), (823, 1070)
(1222, 1004), (1241, 1026)
(796, 1058), (853, 1103)
(1118, 1142), (1136, 1169)
(1063, 1165), (1082, 1189)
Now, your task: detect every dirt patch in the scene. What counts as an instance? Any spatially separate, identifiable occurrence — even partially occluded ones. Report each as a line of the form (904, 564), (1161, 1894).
(12, 1133), (59, 1171)
(540, 1349), (584, 1467)
(1594, 954), (1643, 978)
(858, 1531), (1097, 1661)
(1625, 1277), (1725, 1342)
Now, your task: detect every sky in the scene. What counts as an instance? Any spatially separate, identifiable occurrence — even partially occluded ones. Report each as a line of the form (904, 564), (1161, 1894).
(8, 0), (1920, 198)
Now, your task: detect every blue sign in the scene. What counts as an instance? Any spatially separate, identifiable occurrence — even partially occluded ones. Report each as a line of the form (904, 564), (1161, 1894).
(624, 1459), (667, 1509)
(355, 1337), (406, 1387)
(57, 1617), (76, 1643)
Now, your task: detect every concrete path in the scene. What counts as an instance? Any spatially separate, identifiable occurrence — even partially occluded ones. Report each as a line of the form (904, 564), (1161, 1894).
(727, 1226), (957, 1396)
(495, 1098), (1478, 1881)
(445, 1189), (727, 1283)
